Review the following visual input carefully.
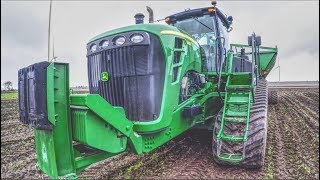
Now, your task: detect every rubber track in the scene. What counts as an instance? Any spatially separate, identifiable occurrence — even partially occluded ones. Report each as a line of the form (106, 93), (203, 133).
(212, 79), (268, 168)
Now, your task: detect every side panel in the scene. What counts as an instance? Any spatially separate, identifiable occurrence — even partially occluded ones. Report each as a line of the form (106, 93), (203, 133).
(35, 63), (76, 178)
(71, 108), (128, 153)
(133, 32), (203, 132)
(259, 49), (278, 76)
(18, 62), (76, 178)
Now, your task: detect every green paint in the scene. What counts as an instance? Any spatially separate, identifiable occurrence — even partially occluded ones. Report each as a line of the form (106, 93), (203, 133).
(101, 72), (109, 81)
(71, 109), (127, 153)
(34, 63), (76, 178)
(216, 73), (253, 163)
(75, 152), (116, 173)
(89, 24), (180, 43)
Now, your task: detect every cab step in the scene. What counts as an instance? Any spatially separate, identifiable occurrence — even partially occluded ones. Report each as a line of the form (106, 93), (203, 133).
(220, 135), (245, 142)
(218, 153), (244, 163)
(224, 116), (247, 123)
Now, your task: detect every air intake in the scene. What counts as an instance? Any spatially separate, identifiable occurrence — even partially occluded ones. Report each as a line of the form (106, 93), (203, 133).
(134, 13), (145, 24)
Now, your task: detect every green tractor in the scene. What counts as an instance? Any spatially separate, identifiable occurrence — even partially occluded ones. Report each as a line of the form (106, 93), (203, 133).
(17, 1), (278, 179)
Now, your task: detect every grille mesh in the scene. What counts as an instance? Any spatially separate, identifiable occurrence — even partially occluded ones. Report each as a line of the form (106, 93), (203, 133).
(87, 35), (165, 121)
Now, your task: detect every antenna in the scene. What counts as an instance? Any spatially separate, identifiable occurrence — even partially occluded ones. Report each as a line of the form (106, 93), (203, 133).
(277, 58), (280, 82)
(48, 0), (53, 62)
(271, 59), (281, 82)
(53, 37), (55, 61)
(52, 36), (57, 61)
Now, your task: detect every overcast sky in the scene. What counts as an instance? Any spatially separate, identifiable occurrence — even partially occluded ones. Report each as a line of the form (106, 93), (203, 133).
(1, 0), (319, 88)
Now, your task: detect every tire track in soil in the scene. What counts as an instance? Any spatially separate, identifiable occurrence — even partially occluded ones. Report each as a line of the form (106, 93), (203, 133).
(99, 131), (265, 179)
(269, 103), (289, 179)
(304, 91), (320, 102)
(288, 90), (319, 117)
(80, 137), (188, 179)
(275, 91), (303, 178)
(110, 137), (190, 179)
(169, 142), (210, 179)
(294, 93), (319, 117)
(152, 136), (212, 179)
(264, 104), (276, 179)
(275, 90), (319, 179)
(282, 92), (319, 133)
(296, 92), (319, 109)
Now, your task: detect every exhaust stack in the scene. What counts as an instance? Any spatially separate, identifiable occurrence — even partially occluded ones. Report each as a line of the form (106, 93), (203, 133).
(146, 6), (154, 23)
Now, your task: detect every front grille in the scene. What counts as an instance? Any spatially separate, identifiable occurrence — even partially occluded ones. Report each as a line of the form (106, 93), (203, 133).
(87, 33), (165, 121)
(102, 46), (150, 106)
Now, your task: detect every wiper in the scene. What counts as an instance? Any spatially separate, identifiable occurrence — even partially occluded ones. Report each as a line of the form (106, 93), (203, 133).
(192, 17), (215, 32)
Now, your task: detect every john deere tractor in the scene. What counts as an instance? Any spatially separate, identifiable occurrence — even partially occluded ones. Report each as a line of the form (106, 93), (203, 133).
(17, 1), (278, 178)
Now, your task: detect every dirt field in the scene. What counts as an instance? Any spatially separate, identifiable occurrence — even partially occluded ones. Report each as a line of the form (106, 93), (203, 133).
(1, 88), (319, 179)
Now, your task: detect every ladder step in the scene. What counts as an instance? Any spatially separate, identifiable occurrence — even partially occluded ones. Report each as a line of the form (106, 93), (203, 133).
(227, 85), (251, 89)
(224, 116), (247, 123)
(220, 135), (245, 142)
(230, 72), (251, 76)
(225, 110), (248, 117)
(226, 100), (248, 104)
(218, 153), (244, 163)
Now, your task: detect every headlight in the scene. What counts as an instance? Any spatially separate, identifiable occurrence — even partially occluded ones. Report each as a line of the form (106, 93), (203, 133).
(90, 44), (97, 52)
(101, 40), (109, 48)
(115, 36), (126, 46)
(130, 34), (144, 43)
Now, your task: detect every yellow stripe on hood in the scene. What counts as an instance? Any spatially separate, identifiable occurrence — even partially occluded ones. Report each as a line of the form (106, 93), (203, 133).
(160, 30), (199, 47)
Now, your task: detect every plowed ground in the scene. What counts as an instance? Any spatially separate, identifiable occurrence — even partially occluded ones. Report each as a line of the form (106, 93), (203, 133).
(1, 88), (319, 179)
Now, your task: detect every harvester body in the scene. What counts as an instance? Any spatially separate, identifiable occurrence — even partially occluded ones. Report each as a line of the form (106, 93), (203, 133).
(17, 4), (277, 179)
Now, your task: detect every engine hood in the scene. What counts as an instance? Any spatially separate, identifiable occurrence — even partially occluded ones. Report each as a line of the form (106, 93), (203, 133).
(88, 23), (197, 46)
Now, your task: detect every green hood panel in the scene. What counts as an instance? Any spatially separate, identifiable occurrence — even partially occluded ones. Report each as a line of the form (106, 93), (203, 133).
(89, 24), (183, 43)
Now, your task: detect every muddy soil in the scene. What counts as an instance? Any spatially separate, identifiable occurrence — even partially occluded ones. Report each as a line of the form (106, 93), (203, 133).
(1, 88), (319, 179)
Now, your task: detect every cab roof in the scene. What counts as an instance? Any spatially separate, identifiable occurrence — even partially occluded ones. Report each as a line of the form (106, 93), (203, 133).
(165, 7), (232, 29)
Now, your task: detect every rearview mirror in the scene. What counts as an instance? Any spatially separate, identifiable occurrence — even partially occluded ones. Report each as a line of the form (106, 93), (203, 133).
(248, 35), (261, 46)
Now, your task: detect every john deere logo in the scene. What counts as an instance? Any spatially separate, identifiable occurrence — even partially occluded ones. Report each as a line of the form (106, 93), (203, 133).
(101, 72), (109, 81)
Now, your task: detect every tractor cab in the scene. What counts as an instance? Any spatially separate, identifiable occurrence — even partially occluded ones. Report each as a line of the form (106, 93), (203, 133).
(165, 7), (233, 72)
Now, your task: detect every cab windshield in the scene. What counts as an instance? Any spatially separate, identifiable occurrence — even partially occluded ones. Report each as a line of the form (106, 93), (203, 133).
(171, 15), (217, 71)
